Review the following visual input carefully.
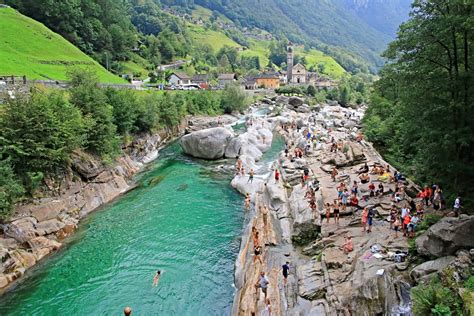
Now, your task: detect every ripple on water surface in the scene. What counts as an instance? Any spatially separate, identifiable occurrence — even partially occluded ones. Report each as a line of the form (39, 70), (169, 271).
(0, 143), (244, 316)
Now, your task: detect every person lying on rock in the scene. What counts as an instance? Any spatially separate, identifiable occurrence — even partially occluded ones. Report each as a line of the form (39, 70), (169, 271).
(341, 236), (354, 254)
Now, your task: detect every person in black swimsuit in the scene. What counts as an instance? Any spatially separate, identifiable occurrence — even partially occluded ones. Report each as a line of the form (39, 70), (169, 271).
(282, 261), (290, 285)
(254, 245), (263, 264)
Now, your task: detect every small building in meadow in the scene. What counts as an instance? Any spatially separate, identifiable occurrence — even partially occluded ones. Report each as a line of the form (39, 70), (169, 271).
(255, 72), (280, 89)
(167, 72), (191, 85)
(218, 73), (238, 86)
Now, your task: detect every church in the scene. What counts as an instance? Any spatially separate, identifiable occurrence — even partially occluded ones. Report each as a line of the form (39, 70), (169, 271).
(286, 42), (308, 84)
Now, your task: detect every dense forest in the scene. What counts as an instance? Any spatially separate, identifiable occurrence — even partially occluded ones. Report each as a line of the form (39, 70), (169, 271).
(363, 0), (474, 208)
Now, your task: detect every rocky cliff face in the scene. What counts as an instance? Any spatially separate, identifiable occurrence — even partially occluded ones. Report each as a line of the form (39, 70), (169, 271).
(0, 133), (166, 291)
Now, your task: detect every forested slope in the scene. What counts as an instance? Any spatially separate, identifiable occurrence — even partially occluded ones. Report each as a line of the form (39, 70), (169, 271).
(163, 0), (412, 72)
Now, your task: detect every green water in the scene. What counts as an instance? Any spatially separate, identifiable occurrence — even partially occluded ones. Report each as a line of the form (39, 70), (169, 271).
(0, 142), (244, 316)
(0, 131), (285, 316)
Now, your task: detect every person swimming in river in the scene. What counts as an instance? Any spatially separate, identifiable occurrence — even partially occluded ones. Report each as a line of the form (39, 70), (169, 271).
(153, 270), (161, 287)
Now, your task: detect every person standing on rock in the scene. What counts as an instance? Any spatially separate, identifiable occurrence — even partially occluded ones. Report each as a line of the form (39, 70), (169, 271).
(255, 271), (269, 300)
(282, 261), (290, 285)
(333, 200), (340, 224)
(248, 169), (255, 183)
(453, 196), (461, 216)
(274, 169), (280, 183)
(253, 244), (263, 264)
(262, 205), (269, 228)
(361, 207), (369, 232)
(393, 216), (401, 238)
(331, 167), (338, 182)
(236, 157), (243, 176)
(341, 189), (350, 212)
(264, 298), (272, 316)
(367, 208), (375, 233)
(325, 203), (332, 224)
(245, 193), (251, 210)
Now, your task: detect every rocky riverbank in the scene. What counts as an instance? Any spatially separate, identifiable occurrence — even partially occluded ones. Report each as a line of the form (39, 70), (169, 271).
(225, 97), (474, 315)
(0, 114), (237, 292)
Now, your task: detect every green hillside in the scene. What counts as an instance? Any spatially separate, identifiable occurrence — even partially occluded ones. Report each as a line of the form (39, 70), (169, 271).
(187, 21), (344, 78)
(0, 8), (125, 83)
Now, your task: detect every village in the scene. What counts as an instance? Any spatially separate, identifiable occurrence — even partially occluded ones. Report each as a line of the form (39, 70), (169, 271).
(164, 43), (337, 91)
(0, 43), (337, 98)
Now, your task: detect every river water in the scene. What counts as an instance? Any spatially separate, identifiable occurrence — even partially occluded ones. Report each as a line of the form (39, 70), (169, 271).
(0, 135), (284, 315)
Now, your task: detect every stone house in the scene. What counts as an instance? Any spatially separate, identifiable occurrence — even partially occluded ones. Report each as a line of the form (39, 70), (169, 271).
(167, 72), (191, 85)
(218, 73), (238, 86)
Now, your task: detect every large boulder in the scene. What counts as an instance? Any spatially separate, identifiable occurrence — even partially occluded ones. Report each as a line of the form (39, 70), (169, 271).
(410, 256), (456, 282)
(180, 127), (234, 160)
(416, 215), (474, 257)
(289, 96), (304, 107)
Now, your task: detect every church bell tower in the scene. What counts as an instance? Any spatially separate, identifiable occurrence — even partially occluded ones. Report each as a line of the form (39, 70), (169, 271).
(287, 41), (294, 83)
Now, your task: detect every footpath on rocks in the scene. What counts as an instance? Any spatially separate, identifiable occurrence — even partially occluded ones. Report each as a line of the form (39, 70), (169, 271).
(222, 96), (474, 316)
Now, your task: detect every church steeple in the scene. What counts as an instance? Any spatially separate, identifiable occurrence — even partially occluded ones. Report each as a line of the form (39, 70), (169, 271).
(287, 41), (294, 83)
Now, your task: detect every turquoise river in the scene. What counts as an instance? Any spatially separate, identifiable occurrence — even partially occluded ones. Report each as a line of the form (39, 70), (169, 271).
(0, 135), (284, 315)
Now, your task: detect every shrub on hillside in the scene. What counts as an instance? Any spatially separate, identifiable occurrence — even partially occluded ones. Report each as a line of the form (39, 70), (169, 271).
(0, 159), (25, 221)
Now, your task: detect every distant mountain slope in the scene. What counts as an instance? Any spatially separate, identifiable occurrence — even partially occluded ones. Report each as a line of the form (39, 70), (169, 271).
(0, 7), (125, 83)
(165, 0), (411, 72)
